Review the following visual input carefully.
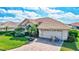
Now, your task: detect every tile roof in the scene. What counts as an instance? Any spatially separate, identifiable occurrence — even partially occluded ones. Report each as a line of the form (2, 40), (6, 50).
(38, 22), (70, 30)
(31, 18), (56, 23)
(0, 21), (19, 28)
(70, 22), (79, 26)
(19, 18), (57, 26)
(19, 18), (70, 30)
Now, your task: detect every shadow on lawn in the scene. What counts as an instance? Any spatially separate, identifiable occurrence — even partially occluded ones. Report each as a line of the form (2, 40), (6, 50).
(62, 41), (78, 51)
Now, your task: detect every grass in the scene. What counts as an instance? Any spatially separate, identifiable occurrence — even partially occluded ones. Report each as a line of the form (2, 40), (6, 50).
(0, 35), (29, 51)
(76, 38), (79, 49)
(60, 42), (78, 51)
(75, 30), (79, 50)
(60, 30), (79, 51)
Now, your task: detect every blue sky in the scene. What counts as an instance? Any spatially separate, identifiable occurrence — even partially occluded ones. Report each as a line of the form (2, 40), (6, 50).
(0, 7), (79, 24)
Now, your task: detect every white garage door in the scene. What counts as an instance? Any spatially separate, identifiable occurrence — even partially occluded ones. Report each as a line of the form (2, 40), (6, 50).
(39, 30), (62, 39)
(53, 31), (62, 39)
(42, 30), (53, 38)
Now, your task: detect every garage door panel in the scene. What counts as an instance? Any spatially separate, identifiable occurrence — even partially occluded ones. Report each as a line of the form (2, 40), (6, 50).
(52, 31), (62, 39)
(41, 35), (52, 38)
(39, 30), (62, 39)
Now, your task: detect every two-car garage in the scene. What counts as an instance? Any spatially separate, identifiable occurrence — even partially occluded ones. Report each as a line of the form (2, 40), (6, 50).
(37, 18), (70, 41)
(39, 30), (63, 40)
(38, 29), (69, 41)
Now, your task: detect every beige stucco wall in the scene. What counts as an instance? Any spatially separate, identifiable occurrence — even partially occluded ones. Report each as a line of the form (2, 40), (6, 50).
(62, 30), (68, 40)
(0, 27), (15, 31)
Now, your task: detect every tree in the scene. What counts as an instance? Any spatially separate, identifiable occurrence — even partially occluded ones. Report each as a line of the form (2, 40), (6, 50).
(26, 23), (38, 37)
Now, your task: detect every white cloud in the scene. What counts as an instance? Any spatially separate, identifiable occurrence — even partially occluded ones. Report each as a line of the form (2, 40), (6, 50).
(0, 11), (40, 22)
(7, 9), (40, 19)
(7, 10), (23, 14)
(19, 11), (41, 19)
(63, 12), (75, 19)
(0, 9), (6, 13)
(0, 7), (79, 24)
(42, 8), (79, 23)
(48, 14), (64, 19)
(24, 7), (39, 10)
(40, 8), (79, 20)
(24, 11), (38, 17)
(40, 7), (64, 14)
(42, 8), (77, 18)
(0, 17), (20, 22)
(63, 12), (79, 20)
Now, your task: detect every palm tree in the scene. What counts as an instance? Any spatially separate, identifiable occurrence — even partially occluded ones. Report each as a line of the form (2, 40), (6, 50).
(26, 23), (38, 37)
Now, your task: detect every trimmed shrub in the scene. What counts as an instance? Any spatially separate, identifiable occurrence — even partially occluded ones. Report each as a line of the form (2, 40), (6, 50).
(4, 31), (15, 36)
(14, 27), (25, 37)
(0, 31), (8, 35)
(15, 32), (25, 37)
(15, 27), (25, 32)
(69, 29), (78, 37)
(68, 29), (78, 42)
(25, 32), (29, 36)
(68, 35), (76, 42)
(5, 33), (12, 36)
(10, 31), (15, 36)
(0, 31), (15, 35)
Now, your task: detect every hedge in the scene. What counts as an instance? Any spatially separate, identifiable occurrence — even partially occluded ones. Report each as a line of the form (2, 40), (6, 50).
(0, 31), (15, 35)
(69, 29), (78, 37)
(68, 29), (78, 42)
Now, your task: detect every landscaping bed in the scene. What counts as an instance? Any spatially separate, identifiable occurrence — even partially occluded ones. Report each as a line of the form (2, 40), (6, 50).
(0, 35), (29, 51)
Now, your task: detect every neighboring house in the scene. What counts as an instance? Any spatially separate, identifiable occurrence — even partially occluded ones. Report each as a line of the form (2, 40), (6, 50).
(19, 18), (70, 40)
(69, 22), (79, 29)
(0, 21), (19, 31)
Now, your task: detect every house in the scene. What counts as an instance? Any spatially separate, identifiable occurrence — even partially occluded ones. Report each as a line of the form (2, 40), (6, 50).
(69, 22), (79, 29)
(0, 21), (19, 31)
(19, 18), (70, 40)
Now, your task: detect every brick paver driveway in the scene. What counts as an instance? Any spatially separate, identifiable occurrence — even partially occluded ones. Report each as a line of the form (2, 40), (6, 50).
(10, 38), (63, 51)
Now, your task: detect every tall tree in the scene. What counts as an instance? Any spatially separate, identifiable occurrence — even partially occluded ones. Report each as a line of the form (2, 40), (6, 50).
(26, 23), (38, 37)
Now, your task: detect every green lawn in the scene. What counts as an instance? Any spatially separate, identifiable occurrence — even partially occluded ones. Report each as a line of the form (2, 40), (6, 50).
(60, 30), (79, 51)
(60, 42), (78, 51)
(0, 35), (29, 51)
